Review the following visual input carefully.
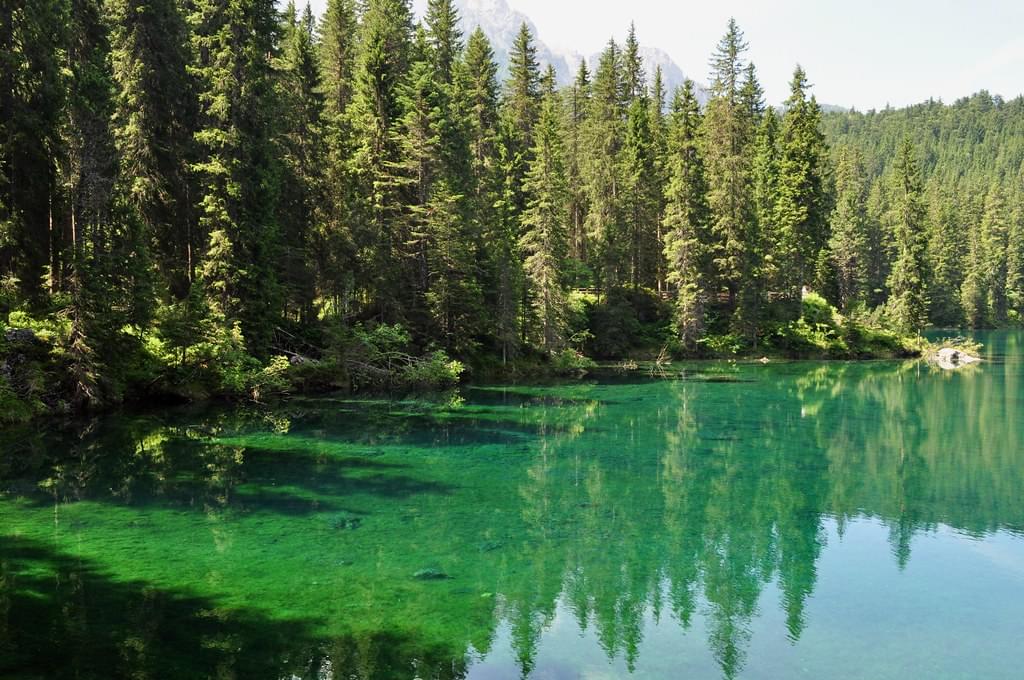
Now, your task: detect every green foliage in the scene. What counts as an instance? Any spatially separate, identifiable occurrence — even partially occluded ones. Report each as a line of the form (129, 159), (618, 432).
(5, 8), (1020, 424)
(550, 348), (597, 376)
(584, 287), (672, 359)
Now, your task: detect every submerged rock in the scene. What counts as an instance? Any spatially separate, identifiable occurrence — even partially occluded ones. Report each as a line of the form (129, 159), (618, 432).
(931, 347), (982, 370)
(413, 568), (452, 581)
(328, 513), (362, 530)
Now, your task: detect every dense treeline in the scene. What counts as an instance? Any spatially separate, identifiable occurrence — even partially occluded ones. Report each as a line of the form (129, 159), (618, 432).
(0, 0), (1019, 415)
(822, 93), (1024, 328)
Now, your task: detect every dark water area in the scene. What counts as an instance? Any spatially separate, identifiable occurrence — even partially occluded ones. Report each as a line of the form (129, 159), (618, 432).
(1, 331), (1022, 679)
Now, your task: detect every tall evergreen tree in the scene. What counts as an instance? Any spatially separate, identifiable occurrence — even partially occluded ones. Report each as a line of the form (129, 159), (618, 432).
(584, 39), (626, 289)
(622, 96), (661, 288)
(0, 0), (66, 300)
(276, 2), (323, 324)
(663, 81), (710, 350)
(752, 107), (780, 295)
(828, 147), (870, 311)
(1006, 173), (1024, 321)
(703, 19), (758, 337)
(520, 67), (570, 352)
(351, 0), (414, 320)
(564, 60), (591, 275)
(425, 0), (461, 85)
(458, 28), (518, 359)
(500, 22), (541, 216)
(886, 139), (929, 334)
(924, 180), (964, 326)
(316, 0), (359, 312)
(622, 22), (645, 102)
(108, 0), (196, 298)
(649, 65), (669, 291)
(188, 0), (283, 352)
(775, 65), (830, 298)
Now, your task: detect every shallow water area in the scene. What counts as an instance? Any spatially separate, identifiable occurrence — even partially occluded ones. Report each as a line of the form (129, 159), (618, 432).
(1, 331), (1023, 679)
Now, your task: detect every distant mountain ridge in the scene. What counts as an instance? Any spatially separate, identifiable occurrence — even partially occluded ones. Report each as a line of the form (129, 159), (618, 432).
(413, 0), (706, 100)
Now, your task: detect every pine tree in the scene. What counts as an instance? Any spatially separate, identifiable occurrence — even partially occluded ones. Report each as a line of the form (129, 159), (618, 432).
(648, 65), (669, 292)
(663, 81), (710, 350)
(924, 180), (964, 326)
(520, 67), (570, 352)
(500, 23), (541, 346)
(108, 0), (196, 298)
(1006, 174), (1024, 321)
(584, 40), (626, 289)
(828, 147), (870, 311)
(458, 28), (518, 360)
(564, 60), (591, 276)
(351, 0), (414, 320)
(188, 0), (283, 353)
(775, 65), (830, 299)
(982, 183), (1010, 324)
(500, 22), (541, 217)
(886, 139), (929, 334)
(317, 0), (359, 312)
(62, 0), (153, 404)
(622, 96), (661, 288)
(703, 19), (758, 338)
(622, 22), (645, 103)
(276, 2), (323, 324)
(752, 108), (780, 295)
(0, 0), (66, 300)
(396, 28), (481, 350)
(425, 0), (462, 85)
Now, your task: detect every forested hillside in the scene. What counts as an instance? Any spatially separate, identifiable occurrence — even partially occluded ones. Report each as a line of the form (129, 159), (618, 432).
(0, 0), (1020, 420)
(822, 94), (1024, 326)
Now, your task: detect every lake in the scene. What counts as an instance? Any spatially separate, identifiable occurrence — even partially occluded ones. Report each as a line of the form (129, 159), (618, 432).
(1, 331), (1022, 679)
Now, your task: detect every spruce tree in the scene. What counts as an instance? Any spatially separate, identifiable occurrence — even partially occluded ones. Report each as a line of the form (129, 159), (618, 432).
(924, 180), (964, 326)
(752, 108), (780, 295)
(703, 19), (758, 338)
(0, 0), (66, 300)
(663, 81), (710, 350)
(351, 0), (414, 320)
(276, 2), (323, 324)
(425, 0), (462, 85)
(584, 39), (626, 290)
(459, 28), (518, 360)
(775, 66), (830, 299)
(622, 96), (661, 288)
(1006, 174), (1024, 321)
(828, 147), (870, 311)
(886, 139), (929, 334)
(622, 23), (645, 103)
(520, 67), (570, 352)
(188, 0), (283, 353)
(500, 23), (541, 346)
(317, 0), (359, 311)
(565, 60), (591, 275)
(108, 0), (196, 298)
(648, 65), (669, 291)
(500, 22), (541, 216)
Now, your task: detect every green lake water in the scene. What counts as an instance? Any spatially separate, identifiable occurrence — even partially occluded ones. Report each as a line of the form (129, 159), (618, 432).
(2, 331), (1023, 679)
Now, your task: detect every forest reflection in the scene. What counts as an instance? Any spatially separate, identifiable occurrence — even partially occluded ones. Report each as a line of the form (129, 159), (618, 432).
(1, 336), (1021, 679)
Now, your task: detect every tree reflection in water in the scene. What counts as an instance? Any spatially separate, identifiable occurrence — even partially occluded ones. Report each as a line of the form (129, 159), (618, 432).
(1, 333), (1022, 679)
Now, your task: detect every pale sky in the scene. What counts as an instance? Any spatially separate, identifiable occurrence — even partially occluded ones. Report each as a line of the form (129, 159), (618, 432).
(306, 0), (1024, 110)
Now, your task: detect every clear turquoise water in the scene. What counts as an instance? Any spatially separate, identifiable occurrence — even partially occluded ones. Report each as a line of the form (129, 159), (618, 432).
(1, 332), (1023, 679)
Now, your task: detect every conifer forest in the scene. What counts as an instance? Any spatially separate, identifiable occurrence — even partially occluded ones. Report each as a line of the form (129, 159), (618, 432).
(2, 0), (1023, 417)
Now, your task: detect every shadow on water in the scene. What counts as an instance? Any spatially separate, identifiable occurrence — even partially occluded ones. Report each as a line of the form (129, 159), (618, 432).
(2, 335), (1024, 679)
(0, 425), (456, 516)
(0, 536), (471, 680)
